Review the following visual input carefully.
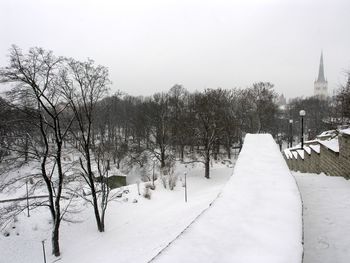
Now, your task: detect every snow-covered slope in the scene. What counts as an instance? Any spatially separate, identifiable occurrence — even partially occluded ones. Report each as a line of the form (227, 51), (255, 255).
(0, 162), (234, 263)
(153, 134), (303, 263)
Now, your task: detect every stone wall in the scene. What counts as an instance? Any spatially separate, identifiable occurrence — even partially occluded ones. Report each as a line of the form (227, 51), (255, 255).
(284, 131), (349, 178)
(308, 148), (320, 174)
(303, 151), (312, 173)
(339, 133), (350, 179)
(297, 151), (307, 173)
(319, 145), (342, 177)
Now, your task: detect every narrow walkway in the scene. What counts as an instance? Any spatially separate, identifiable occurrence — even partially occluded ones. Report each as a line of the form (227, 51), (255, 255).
(295, 173), (350, 263)
(152, 134), (303, 263)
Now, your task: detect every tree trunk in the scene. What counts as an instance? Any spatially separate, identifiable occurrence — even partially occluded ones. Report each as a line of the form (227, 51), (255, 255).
(227, 147), (231, 159)
(100, 210), (106, 232)
(86, 145), (103, 232)
(52, 219), (61, 256)
(213, 141), (218, 161)
(205, 148), (210, 179)
(225, 140), (231, 159)
(160, 148), (166, 168)
(180, 145), (184, 161)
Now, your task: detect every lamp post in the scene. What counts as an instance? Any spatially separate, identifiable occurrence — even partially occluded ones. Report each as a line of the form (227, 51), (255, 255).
(184, 172), (187, 203)
(152, 158), (156, 188)
(289, 119), (293, 148)
(25, 180), (30, 217)
(299, 110), (306, 149)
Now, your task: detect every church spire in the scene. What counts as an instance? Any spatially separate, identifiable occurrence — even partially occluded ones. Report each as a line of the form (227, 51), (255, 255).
(314, 51), (328, 99)
(317, 51), (326, 82)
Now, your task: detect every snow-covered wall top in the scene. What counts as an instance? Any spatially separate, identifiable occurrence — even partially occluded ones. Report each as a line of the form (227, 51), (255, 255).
(319, 138), (339, 153)
(153, 134), (303, 263)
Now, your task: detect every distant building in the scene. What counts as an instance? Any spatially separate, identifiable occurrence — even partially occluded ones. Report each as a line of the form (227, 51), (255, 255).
(276, 93), (287, 106)
(314, 52), (328, 99)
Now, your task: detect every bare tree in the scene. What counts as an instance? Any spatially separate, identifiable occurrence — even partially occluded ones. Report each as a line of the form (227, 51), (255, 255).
(59, 58), (110, 232)
(335, 72), (350, 123)
(0, 45), (74, 256)
(145, 92), (172, 168)
(191, 89), (226, 179)
(249, 82), (279, 134)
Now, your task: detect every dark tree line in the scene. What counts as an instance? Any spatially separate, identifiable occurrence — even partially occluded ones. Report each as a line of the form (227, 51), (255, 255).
(87, 82), (280, 179)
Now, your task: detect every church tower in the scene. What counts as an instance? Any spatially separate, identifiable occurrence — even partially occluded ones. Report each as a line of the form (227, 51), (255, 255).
(314, 52), (328, 99)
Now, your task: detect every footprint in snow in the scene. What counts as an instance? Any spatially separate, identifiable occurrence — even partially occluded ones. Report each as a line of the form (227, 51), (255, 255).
(316, 236), (330, 250)
(323, 217), (334, 225)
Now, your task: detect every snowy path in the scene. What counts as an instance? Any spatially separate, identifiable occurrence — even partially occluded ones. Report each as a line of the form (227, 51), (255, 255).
(295, 173), (350, 263)
(153, 134), (303, 263)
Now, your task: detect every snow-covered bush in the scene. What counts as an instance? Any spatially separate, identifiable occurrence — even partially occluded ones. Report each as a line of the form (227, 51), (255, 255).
(145, 182), (156, 190)
(161, 175), (167, 189)
(168, 173), (178, 190)
(143, 187), (152, 199)
(140, 165), (150, 182)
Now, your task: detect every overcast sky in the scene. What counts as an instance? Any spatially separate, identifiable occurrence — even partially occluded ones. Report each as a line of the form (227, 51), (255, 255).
(1, 0), (349, 98)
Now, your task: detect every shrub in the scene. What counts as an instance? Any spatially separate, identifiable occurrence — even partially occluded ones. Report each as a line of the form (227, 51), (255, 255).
(161, 175), (167, 189)
(168, 174), (178, 190)
(143, 187), (152, 199)
(145, 182), (156, 190)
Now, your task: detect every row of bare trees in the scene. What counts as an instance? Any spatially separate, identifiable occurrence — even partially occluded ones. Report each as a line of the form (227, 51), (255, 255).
(89, 82), (280, 179)
(0, 46), (111, 256)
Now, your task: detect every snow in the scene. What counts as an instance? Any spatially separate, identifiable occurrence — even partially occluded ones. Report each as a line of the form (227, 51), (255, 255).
(304, 145), (311, 155)
(304, 139), (318, 144)
(318, 130), (336, 138)
(292, 150), (298, 159)
(0, 161), (234, 263)
(319, 139), (339, 153)
(284, 149), (293, 159)
(340, 128), (350, 136)
(290, 143), (301, 151)
(295, 173), (350, 263)
(296, 149), (305, 159)
(309, 144), (320, 154)
(152, 134), (303, 263)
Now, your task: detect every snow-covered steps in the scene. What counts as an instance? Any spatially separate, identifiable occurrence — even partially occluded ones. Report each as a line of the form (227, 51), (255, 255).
(152, 134), (303, 263)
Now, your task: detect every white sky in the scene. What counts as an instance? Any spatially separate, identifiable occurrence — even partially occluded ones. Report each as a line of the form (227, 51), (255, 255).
(0, 0), (349, 98)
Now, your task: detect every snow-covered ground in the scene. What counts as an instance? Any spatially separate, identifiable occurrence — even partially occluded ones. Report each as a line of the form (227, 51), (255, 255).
(0, 161), (234, 263)
(295, 172), (350, 263)
(152, 134), (303, 263)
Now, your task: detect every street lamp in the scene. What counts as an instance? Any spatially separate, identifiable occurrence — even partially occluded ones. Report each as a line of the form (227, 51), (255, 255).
(152, 158), (156, 188)
(289, 119), (293, 148)
(299, 110), (306, 149)
(184, 172), (187, 203)
(26, 179), (30, 217)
